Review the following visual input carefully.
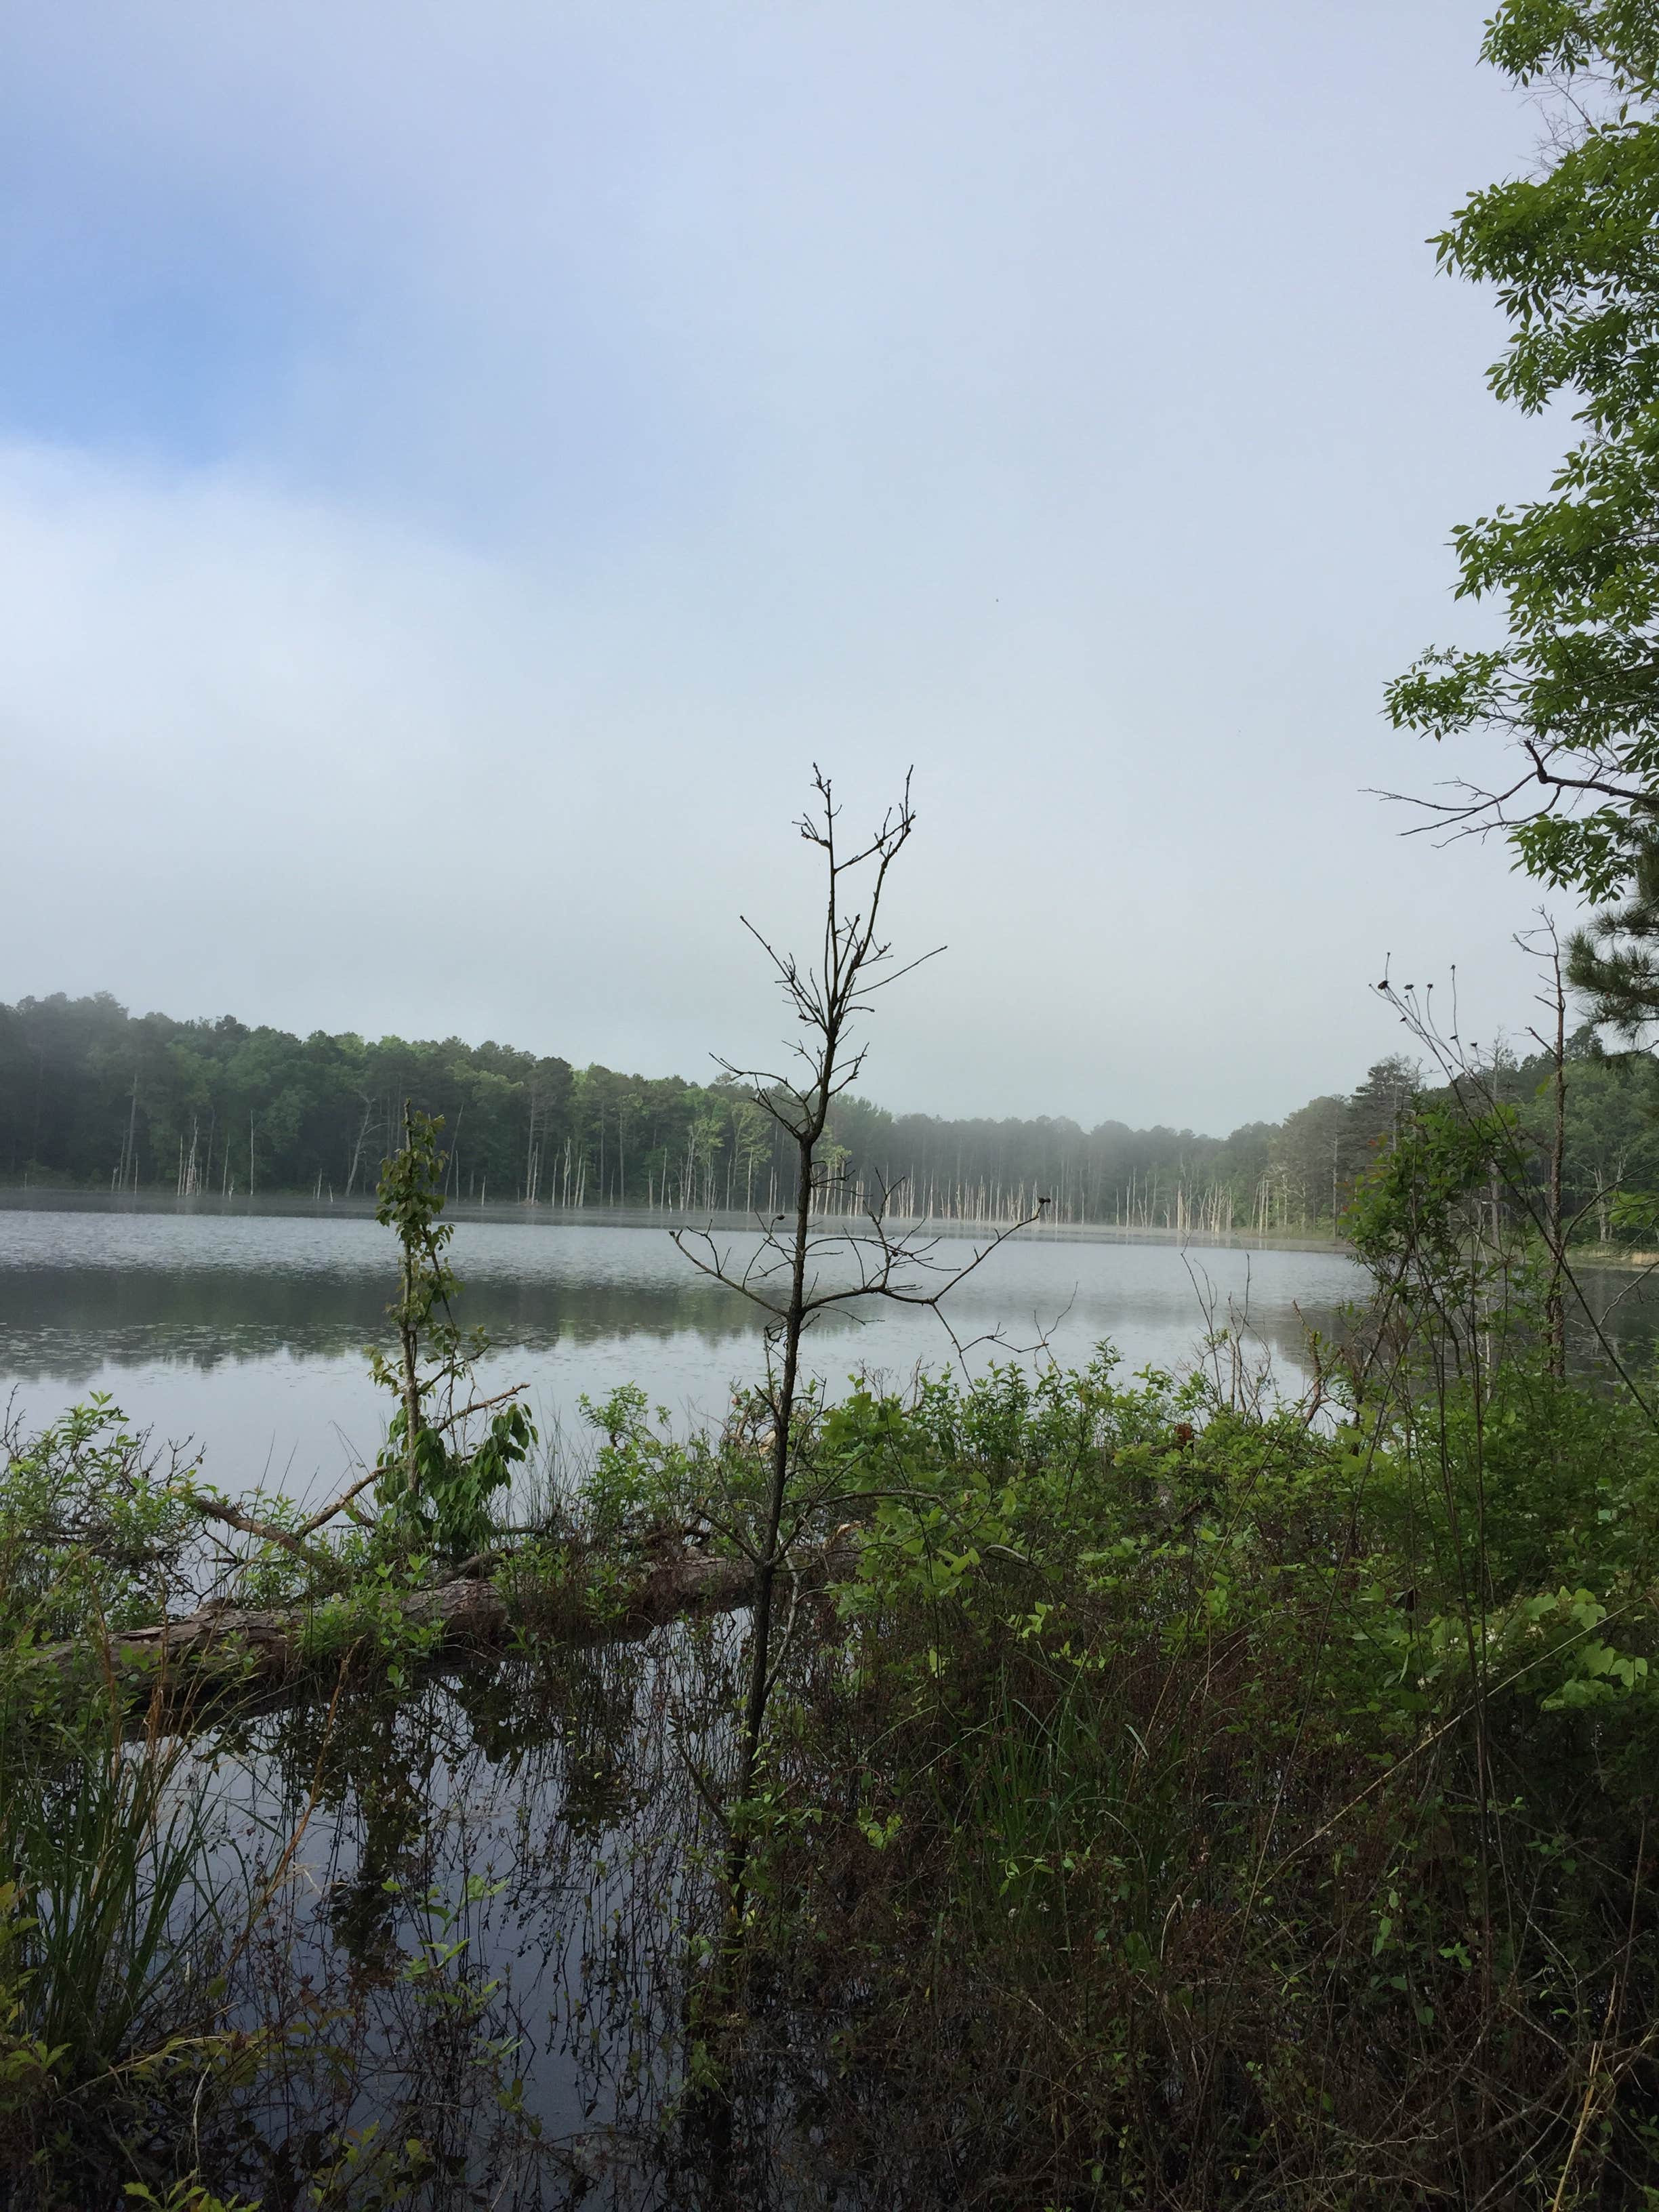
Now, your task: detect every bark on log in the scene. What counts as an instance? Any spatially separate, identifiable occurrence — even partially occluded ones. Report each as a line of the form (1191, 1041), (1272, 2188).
(35, 1536), (855, 1700)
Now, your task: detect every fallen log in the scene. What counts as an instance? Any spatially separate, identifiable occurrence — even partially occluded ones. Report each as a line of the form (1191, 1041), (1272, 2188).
(33, 1534), (857, 1701)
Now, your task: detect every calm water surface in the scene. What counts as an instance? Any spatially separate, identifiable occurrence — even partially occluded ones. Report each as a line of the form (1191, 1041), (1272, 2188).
(0, 1203), (1368, 1502)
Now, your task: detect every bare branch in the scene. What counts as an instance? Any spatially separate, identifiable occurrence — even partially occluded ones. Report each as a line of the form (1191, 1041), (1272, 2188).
(1523, 738), (1652, 807)
(295, 1464), (385, 1538)
(181, 1492), (335, 1575)
(424, 1383), (530, 1438)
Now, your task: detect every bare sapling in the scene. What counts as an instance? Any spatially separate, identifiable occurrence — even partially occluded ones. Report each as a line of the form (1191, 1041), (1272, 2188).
(672, 768), (1045, 1959)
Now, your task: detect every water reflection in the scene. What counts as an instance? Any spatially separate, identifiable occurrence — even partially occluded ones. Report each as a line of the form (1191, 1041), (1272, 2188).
(204, 1628), (737, 2207)
(1570, 1263), (1659, 1383)
(9, 1208), (1659, 1508)
(0, 1208), (1370, 1498)
(0, 1263), (757, 1372)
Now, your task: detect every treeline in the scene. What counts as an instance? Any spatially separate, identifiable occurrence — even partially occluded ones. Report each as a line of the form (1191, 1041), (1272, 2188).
(5, 990), (1659, 1237)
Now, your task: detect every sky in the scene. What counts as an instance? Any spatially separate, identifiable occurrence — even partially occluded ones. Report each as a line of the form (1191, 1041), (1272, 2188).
(0, 0), (1578, 1134)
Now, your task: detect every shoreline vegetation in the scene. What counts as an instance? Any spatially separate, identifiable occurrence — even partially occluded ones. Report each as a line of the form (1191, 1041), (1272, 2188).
(0, 981), (1355, 1237)
(14, 984), (1659, 1250)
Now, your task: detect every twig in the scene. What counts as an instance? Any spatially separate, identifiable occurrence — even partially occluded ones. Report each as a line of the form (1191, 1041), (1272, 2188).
(182, 1494), (335, 1574)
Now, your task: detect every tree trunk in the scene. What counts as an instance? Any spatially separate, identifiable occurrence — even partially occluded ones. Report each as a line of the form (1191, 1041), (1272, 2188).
(32, 1536), (857, 1708)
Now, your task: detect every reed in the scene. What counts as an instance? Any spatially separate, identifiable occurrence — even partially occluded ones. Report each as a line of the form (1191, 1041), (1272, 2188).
(6, 1714), (224, 2086)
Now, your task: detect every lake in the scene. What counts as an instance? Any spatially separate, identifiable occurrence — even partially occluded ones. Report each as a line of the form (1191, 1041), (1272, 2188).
(0, 1200), (1368, 1504)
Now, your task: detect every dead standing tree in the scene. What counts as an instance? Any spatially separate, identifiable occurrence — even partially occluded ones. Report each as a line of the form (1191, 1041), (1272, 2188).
(672, 768), (1044, 1948)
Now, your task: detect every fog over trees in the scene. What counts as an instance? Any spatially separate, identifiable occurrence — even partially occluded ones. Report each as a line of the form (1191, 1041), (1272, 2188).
(8, 989), (1658, 1241)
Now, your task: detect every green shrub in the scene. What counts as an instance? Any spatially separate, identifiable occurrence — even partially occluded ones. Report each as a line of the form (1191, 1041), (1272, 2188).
(0, 1397), (199, 1647)
(736, 1349), (1659, 2205)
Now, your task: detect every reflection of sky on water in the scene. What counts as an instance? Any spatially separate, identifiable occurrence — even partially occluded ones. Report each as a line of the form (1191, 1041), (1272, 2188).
(201, 1643), (707, 2176)
(3, 1206), (1372, 1502)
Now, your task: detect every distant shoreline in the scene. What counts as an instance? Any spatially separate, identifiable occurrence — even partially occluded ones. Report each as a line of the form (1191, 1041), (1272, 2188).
(0, 1185), (1351, 1256)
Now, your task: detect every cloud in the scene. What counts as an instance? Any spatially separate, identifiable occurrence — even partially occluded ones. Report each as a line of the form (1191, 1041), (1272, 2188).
(0, 1), (1575, 1130)
(0, 429), (1550, 1132)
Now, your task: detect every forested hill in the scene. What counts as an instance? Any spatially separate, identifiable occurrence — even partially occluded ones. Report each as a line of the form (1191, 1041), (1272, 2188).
(5, 990), (1659, 1236)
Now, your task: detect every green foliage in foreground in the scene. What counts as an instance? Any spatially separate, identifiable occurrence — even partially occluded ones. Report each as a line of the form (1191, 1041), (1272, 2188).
(708, 1345), (1659, 2203)
(0, 1397), (201, 1645)
(825, 1346), (1659, 1713)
